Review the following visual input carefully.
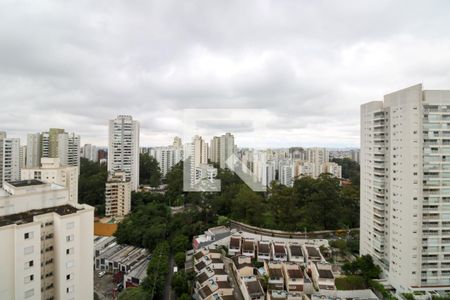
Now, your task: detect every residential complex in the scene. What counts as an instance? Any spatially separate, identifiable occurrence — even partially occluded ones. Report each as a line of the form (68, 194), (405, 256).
(0, 179), (94, 300)
(108, 115), (140, 191)
(360, 84), (450, 292)
(190, 227), (334, 300)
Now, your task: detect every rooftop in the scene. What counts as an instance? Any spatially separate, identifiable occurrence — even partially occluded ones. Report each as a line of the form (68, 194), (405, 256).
(7, 179), (45, 187)
(0, 204), (80, 227)
(289, 244), (303, 256)
(318, 269), (334, 279)
(306, 246), (321, 258)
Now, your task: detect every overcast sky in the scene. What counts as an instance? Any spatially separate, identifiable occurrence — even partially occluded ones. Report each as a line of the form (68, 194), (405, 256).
(1, 0), (450, 148)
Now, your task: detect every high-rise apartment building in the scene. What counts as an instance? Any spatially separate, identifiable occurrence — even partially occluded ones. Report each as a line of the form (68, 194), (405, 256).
(82, 144), (98, 162)
(57, 133), (80, 170)
(48, 128), (65, 158)
(219, 133), (234, 169)
(209, 136), (220, 164)
(0, 135), (21, 188)
(108, 115), (140, 191)
(0, 179), (94, 300)
(26, 133), (41, 168)
(105, 172), (131, 217)
(151, 146), (184, 177)
(173, 136), (182, 148)
(306, 147), (329, 177)
(21, 158), (79, 204)
(360, 84), (450, 292)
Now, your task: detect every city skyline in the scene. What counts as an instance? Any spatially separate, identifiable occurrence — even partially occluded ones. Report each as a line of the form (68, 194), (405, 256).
(2, 1), (450, 147)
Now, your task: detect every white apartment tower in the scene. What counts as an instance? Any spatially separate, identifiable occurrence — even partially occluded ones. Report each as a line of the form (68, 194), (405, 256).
(27, 130), (80, 169)
(57, 133), (80, 170)
(108, 115), (140, 191)
(0, 180), (94, 300)
(0, 136), (21, 188)
(152, 146), (184, 177)
(219, 133), (235, 169)
(105, 172), (131, 217)
(360, 84), (450, 292)
(21, 158), (79, 205)
(82, 144), (98, 162)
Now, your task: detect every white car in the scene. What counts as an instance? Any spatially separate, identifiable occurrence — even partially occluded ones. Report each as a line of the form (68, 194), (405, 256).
(98, 271), (106, 278)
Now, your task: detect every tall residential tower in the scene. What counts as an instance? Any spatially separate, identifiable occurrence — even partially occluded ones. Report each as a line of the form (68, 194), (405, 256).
(360, 84), (450, 292)
(108, 115), (140, 191)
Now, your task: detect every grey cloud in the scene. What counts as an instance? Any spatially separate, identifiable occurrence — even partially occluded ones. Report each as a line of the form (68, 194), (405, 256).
(1, 0), (450, 147)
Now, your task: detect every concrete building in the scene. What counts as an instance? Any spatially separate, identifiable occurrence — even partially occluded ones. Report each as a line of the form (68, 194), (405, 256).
(0, 180), (94, 300)
(219, 133), (235, 169)
(150, 146), (184, 177)
(108, 115), (140, 191)
(279, 163), (294, 187)
(82, 144), (98, 162)
(105, 172), (131, 217)
(360, 84), (450, 292)
(0, 136), (21, 188)
(57, 133), (80, 170)
(210, 136), (220, 164)
(21, 158), (79, 205)
(320, 162), (342, 178)
(26, 133), (41, 168)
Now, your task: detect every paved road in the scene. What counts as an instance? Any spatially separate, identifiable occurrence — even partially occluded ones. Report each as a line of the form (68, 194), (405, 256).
(163, 255), (175, 300)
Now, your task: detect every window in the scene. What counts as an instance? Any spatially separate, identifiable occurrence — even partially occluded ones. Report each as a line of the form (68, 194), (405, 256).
(66, 273), (72, 280)
(66, 247), (74, 255)
(66, 234), (74, 242)
(24, 246), (34, 255)
(66, 222), (75, 230)
(25, 260), (34, 269)
(25, 274), (34, 283)
(24, 232), (34, 240)
(66, 261), (74, 269)
(25, 289), (34, 298)
(66, 286), (74, 293)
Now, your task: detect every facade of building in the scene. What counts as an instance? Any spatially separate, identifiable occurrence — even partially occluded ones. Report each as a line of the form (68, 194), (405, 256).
(220, 133), (235, 169)
(0, 180), (94, 300)
(105, 172), (131, 217)
(21, 158), (79, 205)
(108, 115), (140, 191)
(0, 136), (21, 188)
(27, 129), (80, 169)
(57, 133), (80, 170)
(360, 84), (450, 292)
(26, 133), (41, 168)
(150, 146), (184, 177)
(82, 144), (98, 162)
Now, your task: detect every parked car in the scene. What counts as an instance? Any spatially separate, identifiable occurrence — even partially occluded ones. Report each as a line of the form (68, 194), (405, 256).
(98, 271), (106, 278)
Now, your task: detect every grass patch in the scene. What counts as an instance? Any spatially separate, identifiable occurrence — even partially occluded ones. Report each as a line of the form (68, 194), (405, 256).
(335, 275), (367, 290)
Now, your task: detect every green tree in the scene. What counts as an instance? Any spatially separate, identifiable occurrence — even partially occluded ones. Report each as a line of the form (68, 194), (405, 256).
(140, 153), (162, 187)
(342, 255), (381, 283)
(78, 158), (108, 215)
(174, 252), (186, 269)
(172, 272), (189, 296)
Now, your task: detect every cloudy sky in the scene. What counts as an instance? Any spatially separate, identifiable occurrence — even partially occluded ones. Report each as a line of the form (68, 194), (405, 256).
(1, 0), (450, 148)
